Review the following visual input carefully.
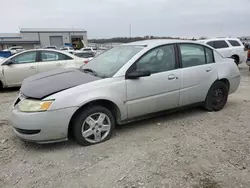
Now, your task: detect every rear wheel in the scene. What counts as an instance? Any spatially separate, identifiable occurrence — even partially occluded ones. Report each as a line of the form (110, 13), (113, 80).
(0, 81), (3, 91)
(232, 55), (239, 66)
(73, 106), (115, 146)
(204, 81), (229, 111)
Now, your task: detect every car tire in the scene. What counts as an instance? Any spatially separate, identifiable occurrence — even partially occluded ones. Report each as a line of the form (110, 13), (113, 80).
(204, 81), (229, 111)
(0, 81), (3, 91)
(232, 55), (239, 66)
(73, 106), (115, 146)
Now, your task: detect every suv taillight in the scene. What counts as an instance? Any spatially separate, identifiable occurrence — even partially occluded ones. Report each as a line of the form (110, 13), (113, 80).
(248, 51), (250, 58)
(84, 60), (89, 64)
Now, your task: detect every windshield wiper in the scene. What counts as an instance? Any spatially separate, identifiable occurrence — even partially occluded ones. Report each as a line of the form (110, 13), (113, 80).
(81, 68), (98, 76)
(80, 68), (109, 79)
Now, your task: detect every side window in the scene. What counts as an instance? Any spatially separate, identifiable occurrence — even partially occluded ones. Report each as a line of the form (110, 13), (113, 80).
(41, 51), (59, 62)
(213, 40), (229, 49)
(205, 47), (215, 63)
(179, 44), (206, 68)
(41, 51), (73, 62)
(133, 45), (176, 74)
(12, 52), (37, 64)
(228, 40), (241, 47)
(206, 41), (215, 48)
(59, 53), (73, 60)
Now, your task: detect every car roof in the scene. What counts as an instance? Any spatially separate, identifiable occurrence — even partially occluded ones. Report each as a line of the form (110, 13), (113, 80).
(199, 38), (241, 42)
(122, 39), (199, 48)
(15, 49), (76, 57)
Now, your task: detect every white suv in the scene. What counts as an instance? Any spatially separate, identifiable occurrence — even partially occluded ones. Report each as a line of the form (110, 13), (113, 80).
(199, 38), (247, 65)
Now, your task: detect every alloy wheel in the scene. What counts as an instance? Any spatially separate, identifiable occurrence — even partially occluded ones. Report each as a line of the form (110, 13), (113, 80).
(81, 113), (111, 143)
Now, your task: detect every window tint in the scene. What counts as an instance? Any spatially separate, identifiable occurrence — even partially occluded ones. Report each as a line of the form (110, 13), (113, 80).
(133, 45), (176, 74)
(213, 40), (229, 49)
(179, 44), (206, 68)
(205, 47), (215, 63)
(228, 40), (241, 47)
(206, 41), (214, 48)
(75, 52), (95, 58)
(12, 52), (37, 64)
(41, 51), (72, 62)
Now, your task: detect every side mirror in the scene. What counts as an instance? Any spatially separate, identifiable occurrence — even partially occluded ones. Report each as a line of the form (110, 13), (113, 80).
(3, 59), (13, 65)
(126, 70), (151, 79)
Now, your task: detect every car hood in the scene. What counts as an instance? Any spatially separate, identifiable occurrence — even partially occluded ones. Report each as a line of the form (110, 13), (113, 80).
(20, 68), (100, 99)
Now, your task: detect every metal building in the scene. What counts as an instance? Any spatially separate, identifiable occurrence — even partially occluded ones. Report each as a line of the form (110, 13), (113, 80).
(0, 28), (87, 50)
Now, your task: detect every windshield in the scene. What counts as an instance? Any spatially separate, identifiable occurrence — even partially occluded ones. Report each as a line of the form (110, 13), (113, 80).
(81, 45), (144, 77)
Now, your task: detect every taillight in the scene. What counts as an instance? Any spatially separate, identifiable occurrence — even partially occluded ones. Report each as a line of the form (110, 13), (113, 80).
(248, 51), (250, 58)
(84, 60), (89, 64)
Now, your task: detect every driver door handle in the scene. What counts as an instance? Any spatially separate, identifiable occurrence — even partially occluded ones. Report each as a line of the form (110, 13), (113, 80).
(206, 67), (212, 72)
(168, 74), (177, 80)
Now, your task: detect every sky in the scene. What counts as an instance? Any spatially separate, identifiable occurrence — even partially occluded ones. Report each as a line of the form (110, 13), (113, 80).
(1, 0), (250, 39)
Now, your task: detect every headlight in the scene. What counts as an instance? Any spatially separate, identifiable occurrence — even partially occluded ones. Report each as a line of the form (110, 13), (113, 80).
(18, 99), (53, 112)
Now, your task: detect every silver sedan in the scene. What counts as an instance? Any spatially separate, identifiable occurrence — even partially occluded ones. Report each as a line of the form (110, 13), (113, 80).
(9, 40), (241, 146)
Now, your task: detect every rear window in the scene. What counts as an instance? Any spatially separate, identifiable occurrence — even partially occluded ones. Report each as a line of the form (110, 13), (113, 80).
(228, 40), (241, 47)
(213, 40), (229, 49)
(206, 41), (215, 48)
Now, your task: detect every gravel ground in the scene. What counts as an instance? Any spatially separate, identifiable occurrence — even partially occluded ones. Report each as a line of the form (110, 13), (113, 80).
(1, 64), (250, 188)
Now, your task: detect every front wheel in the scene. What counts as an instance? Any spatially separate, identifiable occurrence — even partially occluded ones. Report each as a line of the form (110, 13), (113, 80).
(204, 81), (229, 111)
(73, 106), (115, 146)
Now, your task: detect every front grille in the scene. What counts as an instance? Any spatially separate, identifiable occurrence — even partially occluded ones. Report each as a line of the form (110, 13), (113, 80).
(14, 127), (41, 135)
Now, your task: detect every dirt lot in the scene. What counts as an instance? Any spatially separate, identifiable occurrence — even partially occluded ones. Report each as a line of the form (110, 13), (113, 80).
(1, 64), (250, 188)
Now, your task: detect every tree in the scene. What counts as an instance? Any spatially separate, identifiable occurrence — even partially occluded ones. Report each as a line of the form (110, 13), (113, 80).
(76, 40), (84, 49)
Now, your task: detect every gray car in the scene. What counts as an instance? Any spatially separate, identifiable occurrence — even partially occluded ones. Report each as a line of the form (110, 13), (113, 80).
(9, 40), (241, 146)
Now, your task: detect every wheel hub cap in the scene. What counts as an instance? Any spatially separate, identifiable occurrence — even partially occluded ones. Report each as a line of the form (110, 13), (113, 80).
(81, 113), (111, 143)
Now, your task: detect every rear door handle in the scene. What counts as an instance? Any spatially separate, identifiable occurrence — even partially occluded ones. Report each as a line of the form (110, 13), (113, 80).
(168, 74), (177, 80)
(206, 67), (212, 72)
(29, 66), (36, 69)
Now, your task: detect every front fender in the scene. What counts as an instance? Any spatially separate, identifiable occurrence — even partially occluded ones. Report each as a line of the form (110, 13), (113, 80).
(45, 77), (127, 120)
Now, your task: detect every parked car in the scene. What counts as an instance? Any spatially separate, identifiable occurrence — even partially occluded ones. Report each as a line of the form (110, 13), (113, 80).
(60, 46), (74, 54)
(9, 40), (240, 146)
(44, 46), (57, 49)
(3, 46), (25, 55)
(246, 49), (250, 71)
(73, 51), (95, 61)
(0, 49), (88, 88)
(80, 47), (97, 54)
(199, 38), (247, 65)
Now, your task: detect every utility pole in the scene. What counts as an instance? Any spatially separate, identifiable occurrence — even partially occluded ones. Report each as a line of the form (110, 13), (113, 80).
(129, 24), (132, 38)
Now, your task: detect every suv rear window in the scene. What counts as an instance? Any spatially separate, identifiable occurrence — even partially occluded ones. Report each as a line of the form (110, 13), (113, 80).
(213, 40), (229, 49)
(206, 41), (215, 48)
(228, 40), (241, 47)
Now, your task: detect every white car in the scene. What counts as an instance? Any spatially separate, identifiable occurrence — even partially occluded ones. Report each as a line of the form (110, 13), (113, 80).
(44, 46), (57, 50)
(80, 47), (97, 54)
(3, 46), (25, 55)
(60, 46), (75, 54)
(199, 38), (247, 65)
(0, 49), (88, 88)
(73, 51), (95, 61)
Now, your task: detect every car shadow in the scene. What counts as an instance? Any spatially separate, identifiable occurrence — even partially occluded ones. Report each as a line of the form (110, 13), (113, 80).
(0, 87), (20, 93)
(115, 107), (206, 132)
(20, 139), (79, 151)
